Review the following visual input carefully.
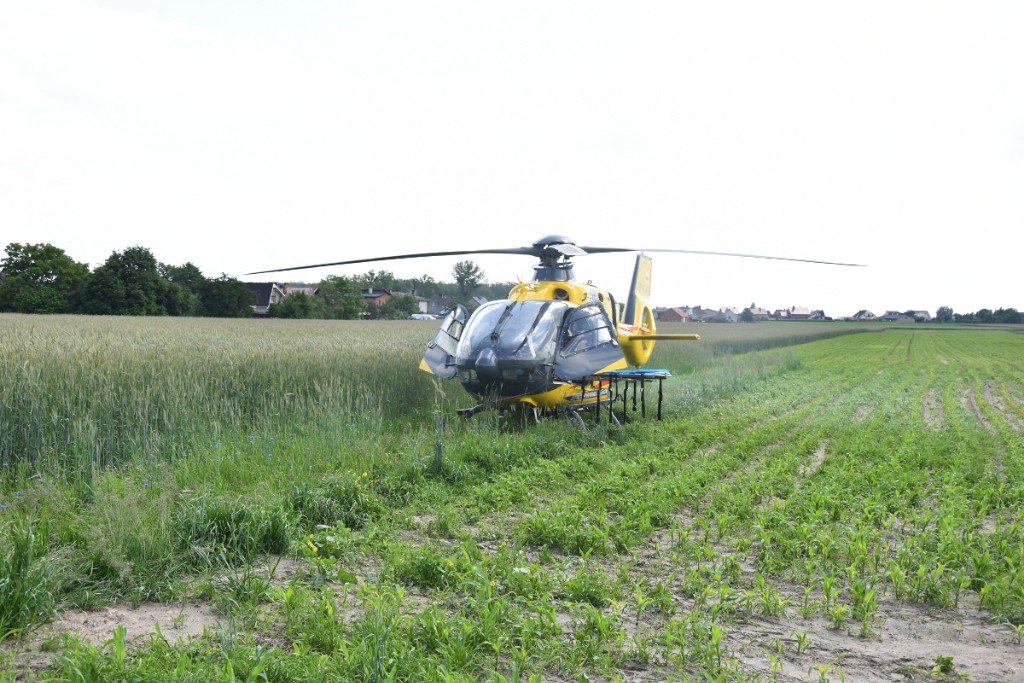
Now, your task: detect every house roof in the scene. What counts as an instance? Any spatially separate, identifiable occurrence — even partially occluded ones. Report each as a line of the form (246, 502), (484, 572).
(245, 282), (282, 308)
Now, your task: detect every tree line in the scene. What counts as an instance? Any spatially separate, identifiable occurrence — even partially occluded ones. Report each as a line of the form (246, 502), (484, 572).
(252, 259), (515, 320)
(936, 305), (1022, 324)
(0, 243), (512, 319)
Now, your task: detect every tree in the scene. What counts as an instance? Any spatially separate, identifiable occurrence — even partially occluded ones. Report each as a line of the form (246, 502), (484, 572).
(993, 307), (1021, 324)
(740, 307), (755, 323)
(356, 270), (397, 291)
(269, 291), (317, 318)
(476, 281), (517, 300)
(158, 280), (199, 316)
(408, 274), (439, 298)
(80, 246), (165, 315)
(316, 275), (366, 319)
(452, 260), (485, 298)
(380, 294), (420, 319)
(935, 306), (954, 323)
(198, 275), (256, 317)
(159, 262), (206, 294)
(0, 242), (89, 313)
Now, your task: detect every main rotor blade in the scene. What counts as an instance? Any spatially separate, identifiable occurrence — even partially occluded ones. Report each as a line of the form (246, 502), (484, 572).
(577, 246), (865, 267)
(246, 237), (865, 276)
(246, 247), (536, 275)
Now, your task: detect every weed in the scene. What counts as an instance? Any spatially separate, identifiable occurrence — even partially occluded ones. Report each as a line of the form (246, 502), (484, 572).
(0, 516), (55, 638)
(562, 563), (616, 608)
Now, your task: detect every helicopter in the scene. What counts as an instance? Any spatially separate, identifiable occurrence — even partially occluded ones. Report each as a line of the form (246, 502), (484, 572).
(249, 235), (861, 419)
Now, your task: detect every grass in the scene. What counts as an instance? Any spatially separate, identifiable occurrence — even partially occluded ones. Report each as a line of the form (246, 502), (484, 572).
(1, 314), (1022, 680)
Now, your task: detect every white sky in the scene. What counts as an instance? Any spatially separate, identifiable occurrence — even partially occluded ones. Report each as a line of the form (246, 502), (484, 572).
(2, 1), (1022, 317)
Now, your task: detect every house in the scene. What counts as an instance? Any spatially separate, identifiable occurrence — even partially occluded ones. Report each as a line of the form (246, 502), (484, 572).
(911, 310), (932, 322)
(774, 306), (813, 321)
(245, 282), (287, 316)
(427, 296), (454, 316)
(851, 310), (877, 321)
(881, 310), (915, 323)
(749, 307), (771, 321)
(361, 288), (394, 307)
(689, 306), (718, 322)
(704, 308), (739, 323)
(658, 307), (692, 323)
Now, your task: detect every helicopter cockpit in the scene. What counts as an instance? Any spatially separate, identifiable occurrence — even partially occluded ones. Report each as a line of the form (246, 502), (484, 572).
(421, 299), (623, 400)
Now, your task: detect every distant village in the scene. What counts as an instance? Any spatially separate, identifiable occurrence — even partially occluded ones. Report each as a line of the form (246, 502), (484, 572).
(652, 306), (934, 323)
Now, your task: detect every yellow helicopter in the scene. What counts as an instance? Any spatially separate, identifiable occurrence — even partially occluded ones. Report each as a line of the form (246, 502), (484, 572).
(250, 235), (860, 420)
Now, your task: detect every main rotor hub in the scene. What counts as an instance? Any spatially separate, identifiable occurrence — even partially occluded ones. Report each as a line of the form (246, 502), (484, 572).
(530, 235), (580, 281)
(532, 235), (576, 250)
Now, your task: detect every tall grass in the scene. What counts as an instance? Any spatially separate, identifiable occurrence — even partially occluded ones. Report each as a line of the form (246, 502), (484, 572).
(0, 315), (462, 476)
(651, 321), (879, 374)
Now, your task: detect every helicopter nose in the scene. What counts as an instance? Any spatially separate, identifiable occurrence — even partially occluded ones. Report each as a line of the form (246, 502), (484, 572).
(474, 348), (498, 369)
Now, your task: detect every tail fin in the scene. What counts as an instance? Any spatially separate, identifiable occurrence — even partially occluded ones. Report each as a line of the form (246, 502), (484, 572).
(623, 254), (653, 327)
(619, 254), (657, 367)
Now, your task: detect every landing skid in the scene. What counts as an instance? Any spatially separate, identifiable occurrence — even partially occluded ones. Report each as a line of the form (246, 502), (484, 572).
(457, 400), (616, 430)
(560, 402), (622, 431)
(457, 401), (494, 418)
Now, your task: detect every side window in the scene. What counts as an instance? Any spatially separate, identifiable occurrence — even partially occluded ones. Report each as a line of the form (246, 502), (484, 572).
(445, 317), (463, 341)
(431, 305), (468, 356)
(560, 303), (617, 357)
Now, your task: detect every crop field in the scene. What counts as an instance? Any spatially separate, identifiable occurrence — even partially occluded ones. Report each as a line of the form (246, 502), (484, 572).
(1, 315), (1023, 681)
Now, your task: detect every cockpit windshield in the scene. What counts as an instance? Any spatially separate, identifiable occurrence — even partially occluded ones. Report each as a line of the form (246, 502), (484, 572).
(456, 300), (571, 364)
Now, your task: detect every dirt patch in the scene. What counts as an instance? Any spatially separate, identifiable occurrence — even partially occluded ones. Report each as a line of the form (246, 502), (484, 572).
(797, 443), (828, 486)
(962, 389), (994, 434)
(922, 388), (945, 429)
(46, 602), (221, 646)
(983, 382), (1024, 432)
(5, 602), (222, 675)
(259, 556), (303, 584)
(729, 598), (1023, 682)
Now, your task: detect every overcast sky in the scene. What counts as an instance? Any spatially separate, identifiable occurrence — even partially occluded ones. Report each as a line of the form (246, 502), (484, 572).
(2, 1), (1022, 317)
